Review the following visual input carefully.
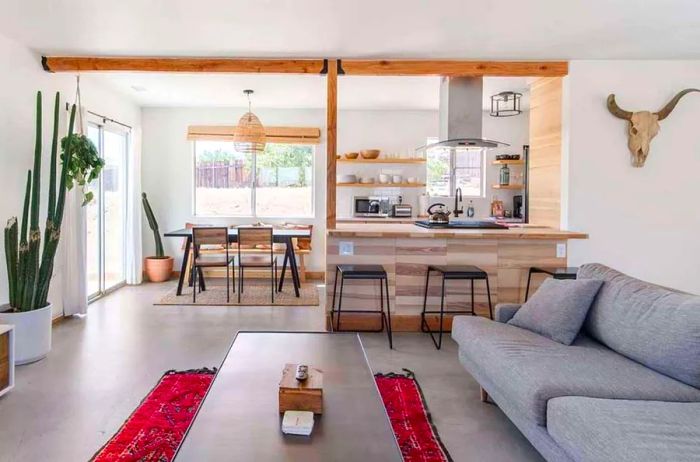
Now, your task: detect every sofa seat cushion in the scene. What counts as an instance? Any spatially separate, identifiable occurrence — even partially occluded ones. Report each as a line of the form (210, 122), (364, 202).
(547, 397), (700, 462)
(452, 316), (700, 426)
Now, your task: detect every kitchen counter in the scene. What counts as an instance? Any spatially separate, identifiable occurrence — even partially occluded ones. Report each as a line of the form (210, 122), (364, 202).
(326, 223), (588, 331)
(336, 217), (418, 224)
(328, 223), (588, 240)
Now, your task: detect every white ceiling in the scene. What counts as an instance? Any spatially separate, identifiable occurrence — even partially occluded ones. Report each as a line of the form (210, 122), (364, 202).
(86, 74), (529, 110)
(1, 0), (699, 59)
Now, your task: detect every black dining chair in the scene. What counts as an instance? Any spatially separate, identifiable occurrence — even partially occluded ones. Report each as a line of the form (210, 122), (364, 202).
(237, 227), (278, 303)
(191, 227), (234, 303)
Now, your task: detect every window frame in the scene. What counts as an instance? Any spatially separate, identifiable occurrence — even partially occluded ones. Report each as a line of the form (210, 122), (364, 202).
(192, 140), (316, 219)
(425, 137), (486, 198)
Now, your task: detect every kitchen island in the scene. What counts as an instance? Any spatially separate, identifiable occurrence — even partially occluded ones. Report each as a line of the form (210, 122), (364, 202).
(326, 223), (588, 331)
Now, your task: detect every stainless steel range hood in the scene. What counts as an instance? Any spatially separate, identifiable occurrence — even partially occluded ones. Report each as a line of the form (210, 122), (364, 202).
(419, 77), (509, 151)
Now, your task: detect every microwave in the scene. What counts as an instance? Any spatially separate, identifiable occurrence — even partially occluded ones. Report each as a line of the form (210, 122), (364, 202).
(353, 196), (390, 217)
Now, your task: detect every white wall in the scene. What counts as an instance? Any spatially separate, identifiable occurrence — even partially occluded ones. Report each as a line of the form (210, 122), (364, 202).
(141, 107), (326, 271)
(0, 32), (141, 317)
(566, 60), (700, 294)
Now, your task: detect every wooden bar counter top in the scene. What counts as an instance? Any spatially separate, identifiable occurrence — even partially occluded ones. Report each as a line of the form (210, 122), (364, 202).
(325, 223), (588, 332)
(327, 223), (588, 240)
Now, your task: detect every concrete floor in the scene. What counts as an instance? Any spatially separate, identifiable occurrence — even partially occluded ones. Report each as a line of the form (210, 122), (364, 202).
(0, 282), (543, 462)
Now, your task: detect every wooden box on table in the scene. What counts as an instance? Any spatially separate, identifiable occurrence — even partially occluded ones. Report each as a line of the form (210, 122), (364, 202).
(279, 363), (323, 414)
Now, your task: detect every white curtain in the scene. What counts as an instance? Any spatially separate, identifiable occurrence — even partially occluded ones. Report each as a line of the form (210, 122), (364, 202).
(125, 126), (143, 284)
(61, 187), (88, 316)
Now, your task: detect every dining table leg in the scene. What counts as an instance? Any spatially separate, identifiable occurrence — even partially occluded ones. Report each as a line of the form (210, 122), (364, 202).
(278, 250), (289, 293)
(278, 237), (301, 297)
(176, 236), (192, 296)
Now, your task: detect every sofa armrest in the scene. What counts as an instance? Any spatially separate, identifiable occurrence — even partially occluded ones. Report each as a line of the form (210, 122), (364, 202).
(495, 303), (522, 323)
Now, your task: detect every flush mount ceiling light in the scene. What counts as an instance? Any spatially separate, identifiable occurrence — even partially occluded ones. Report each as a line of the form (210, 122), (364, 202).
(490, 91), (522, 117)
(234, 89), (266, 154)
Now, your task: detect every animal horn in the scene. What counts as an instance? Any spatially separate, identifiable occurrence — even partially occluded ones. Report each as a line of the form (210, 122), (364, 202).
(607, 94), (632, 120)
(655, 88), (700, 120)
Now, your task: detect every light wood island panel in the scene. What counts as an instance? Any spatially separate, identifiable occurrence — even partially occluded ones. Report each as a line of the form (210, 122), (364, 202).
(326, 224), (587, 331)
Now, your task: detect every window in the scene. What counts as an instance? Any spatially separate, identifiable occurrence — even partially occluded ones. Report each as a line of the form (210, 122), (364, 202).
(425, 137), (485, 197)
(194, 141), (314, 217)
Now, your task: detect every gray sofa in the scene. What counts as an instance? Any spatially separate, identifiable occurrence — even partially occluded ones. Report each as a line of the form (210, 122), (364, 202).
(451, 263), (700, 462)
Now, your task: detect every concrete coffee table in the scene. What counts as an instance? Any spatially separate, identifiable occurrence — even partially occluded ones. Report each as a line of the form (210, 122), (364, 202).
(174, 332), (402, 461)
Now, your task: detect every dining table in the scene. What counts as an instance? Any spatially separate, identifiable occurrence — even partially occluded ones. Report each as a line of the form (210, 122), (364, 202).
(164, 227), (312, 298)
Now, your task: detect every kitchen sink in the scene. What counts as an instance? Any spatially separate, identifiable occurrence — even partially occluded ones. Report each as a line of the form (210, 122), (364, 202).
(414, 220), (508, 229)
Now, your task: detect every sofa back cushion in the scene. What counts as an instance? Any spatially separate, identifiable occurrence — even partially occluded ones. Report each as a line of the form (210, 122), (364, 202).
(579, 263), (700, 388)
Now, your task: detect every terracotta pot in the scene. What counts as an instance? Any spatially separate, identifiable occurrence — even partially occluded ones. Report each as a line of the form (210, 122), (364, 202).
(144, 256), (174, 282)
(0, 303), (52, 365)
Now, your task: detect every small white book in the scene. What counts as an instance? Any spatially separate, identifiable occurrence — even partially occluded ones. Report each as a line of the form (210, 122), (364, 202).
(282, 410), (315, 436)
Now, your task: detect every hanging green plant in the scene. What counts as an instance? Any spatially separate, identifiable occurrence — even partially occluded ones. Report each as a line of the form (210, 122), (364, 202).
(60, 133), (104, 205)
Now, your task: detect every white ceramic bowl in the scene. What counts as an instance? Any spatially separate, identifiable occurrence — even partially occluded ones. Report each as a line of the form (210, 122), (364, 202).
(392, 175), (403, 184)
(407, 176), (417, 183)
(378, 174), (390, 184)
(338, 174), (357, 184)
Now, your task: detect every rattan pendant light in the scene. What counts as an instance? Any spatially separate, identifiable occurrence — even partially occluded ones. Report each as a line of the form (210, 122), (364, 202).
(234, 89), (266, 154)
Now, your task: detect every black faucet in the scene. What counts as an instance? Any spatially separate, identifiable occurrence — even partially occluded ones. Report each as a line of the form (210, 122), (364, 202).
(453, 187), (463, 218)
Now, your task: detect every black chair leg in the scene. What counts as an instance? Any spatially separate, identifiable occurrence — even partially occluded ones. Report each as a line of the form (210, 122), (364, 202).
(485, 276), (493, 320)
(238, 267), (242, 303)
(226, 263), (230, 303)
(192, 266), (197, 303)
(271, 265), (275, 304)
(331, 267), (339, 332)
(384, 276), (393, 349)
(336, 275), (345, 332)
(525, 268), (533, 302)
(379, 278), (385, 332)
(421, 268), (431, 333)
(436, 276), (446, 350)
(471, 279), (475, 316)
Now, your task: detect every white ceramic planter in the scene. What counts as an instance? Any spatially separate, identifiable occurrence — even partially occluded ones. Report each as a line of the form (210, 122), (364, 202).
(0, 304), (52, 365)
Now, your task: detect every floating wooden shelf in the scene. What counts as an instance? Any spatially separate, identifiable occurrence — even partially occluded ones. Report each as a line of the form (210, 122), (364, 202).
(492, 184), (524, 190)
(337, 158), (426, 164)
(492, 159), (524, 165)
(337, 182), (426, 188)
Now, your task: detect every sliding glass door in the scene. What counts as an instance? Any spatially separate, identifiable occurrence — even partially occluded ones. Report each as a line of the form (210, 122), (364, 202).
(86, 122), (128, 300)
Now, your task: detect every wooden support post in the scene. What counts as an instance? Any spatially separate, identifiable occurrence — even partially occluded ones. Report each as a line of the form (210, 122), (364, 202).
(326, 59), (338, 230)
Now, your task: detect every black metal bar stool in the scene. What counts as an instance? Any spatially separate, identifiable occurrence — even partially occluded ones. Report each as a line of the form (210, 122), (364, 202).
(524, 267), (579, 301)
(331, 264), (393, 349)
(421, 265), (493, 350)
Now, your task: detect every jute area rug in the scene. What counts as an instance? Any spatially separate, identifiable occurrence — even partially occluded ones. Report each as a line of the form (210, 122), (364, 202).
(155, 279), (320, 306)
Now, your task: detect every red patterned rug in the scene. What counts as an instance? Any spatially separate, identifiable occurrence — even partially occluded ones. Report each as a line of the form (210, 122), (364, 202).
(375, 370), (453, 462)
(91, 368), (216, 462)
(93, 368), (450, 462)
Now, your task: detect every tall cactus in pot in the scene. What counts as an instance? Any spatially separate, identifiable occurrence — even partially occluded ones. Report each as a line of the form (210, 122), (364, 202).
(3, 92), (81, 311)
(142, 193), (173, 282)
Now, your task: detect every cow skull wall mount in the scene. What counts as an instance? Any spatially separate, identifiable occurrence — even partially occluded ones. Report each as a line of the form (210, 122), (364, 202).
(607, 89), (700, 167)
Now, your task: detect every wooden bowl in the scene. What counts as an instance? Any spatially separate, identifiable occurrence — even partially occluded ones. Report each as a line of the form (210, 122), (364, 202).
(344, 152), (359, 160)
(360, 149), (380, 159)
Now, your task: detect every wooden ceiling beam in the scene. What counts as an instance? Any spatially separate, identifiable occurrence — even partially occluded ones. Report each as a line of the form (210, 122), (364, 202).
(41, 56), (327, 74)
(341, 60), (568, 77)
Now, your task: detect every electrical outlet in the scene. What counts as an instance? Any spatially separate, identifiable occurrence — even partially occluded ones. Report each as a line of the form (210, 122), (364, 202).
(556, 243), (567, 258)
(339, 241), (354, 256)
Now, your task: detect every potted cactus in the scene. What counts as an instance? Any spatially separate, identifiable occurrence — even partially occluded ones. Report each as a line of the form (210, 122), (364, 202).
(0, 91), (102, 364)
(142, 193), (173, 282)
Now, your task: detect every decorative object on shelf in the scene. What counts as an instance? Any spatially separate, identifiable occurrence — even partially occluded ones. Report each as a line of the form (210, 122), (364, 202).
(378, 173), (390, 184)
(360, 149), (381, 159)
(279, 363), (323, 414)
(490, 91), (522, 117)
(392, 175), (403, 184)
(499, 164), (511, 186)
(607, 89), (700, 167)
(0, 325), (14, 397)
(142, 193), (173, 282)
(233, 89), (266, 154)
(344, 152), (359, 159)
(338, 174), (357, 184)
(0, 91), (98, 365)
(495, 154), (520, 161)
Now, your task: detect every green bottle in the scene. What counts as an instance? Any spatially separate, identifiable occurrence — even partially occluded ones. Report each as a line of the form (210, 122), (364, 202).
(499, 164), (510, 186)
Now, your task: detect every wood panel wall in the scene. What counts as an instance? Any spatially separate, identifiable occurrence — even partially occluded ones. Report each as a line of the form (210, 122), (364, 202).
(528, 77), (563, 228)
(326, 237), (567, 331)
